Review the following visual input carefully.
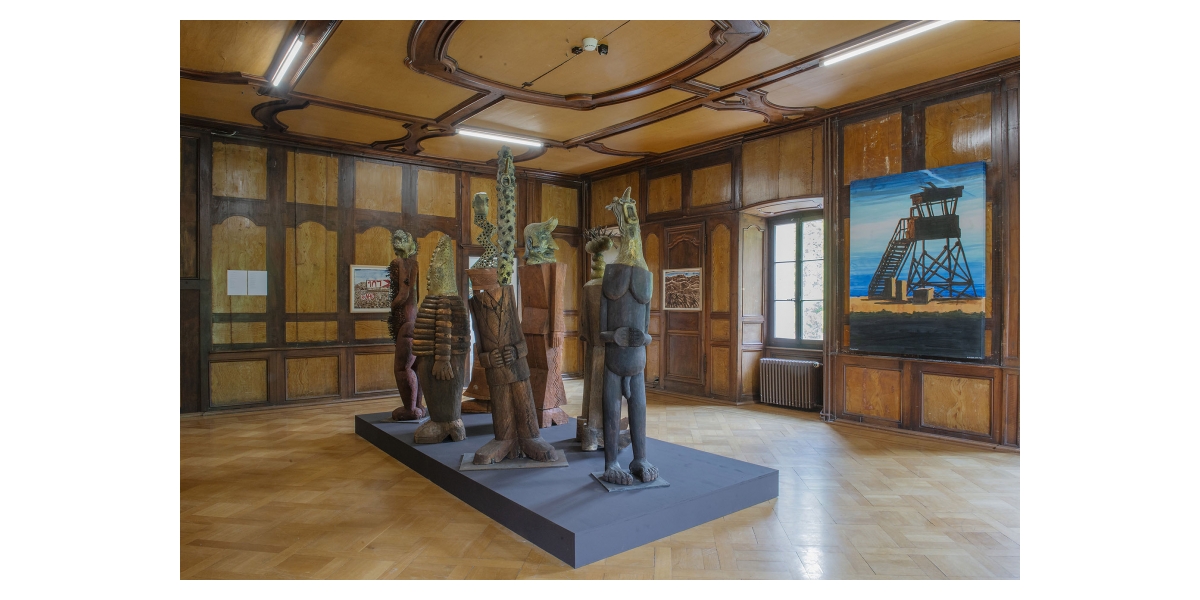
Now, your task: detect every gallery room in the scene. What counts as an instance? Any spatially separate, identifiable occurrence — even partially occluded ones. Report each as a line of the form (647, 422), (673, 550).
(178, 18), (1022, 580)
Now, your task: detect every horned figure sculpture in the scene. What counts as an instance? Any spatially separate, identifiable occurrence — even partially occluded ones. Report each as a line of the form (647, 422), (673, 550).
(412, 234), (471, 444)
(518, 217), (569, 427)
(496, 145), (517, 286)
(598, 187), (658, 485)
(388, 229), (426, 421)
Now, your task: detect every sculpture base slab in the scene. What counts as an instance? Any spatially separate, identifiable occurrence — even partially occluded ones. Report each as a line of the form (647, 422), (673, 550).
(460, 399), (491, 414)
(459, 450), (568, 471)
(590, 473), (670, 493)
(385, 416), (430, 425)
(355, 412), (778, 568)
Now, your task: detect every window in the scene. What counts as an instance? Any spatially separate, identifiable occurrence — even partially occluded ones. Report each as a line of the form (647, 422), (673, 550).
(768, 213), (824, 347)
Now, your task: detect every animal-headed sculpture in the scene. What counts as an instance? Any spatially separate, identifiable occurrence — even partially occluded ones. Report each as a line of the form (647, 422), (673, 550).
(388, 229), (426, 421)
(598, 187), (658, 485)
(518, 216), (569, 427)
(412, 235), (471, 444)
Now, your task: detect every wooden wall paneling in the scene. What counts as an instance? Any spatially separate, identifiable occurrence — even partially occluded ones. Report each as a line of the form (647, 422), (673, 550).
(710, 346), (731, 396)
(354, 159), (404, 213)
(337, 155), (356, 344)
(212, 141), (267, 200)
(920, 372), (993, 435)
(648, 173), (682, 215)
(644, 231), (662, 311)
(821, 118), (836, 420)
(690, 163), (732, 207)
(287, 151), (339, 206)
(709, 223), (731, 313)
(355, 320), (390, 340)
(742, 125), (824, 206)
(209, 359), (269, 407)
(589, 171), (638, 228)
(841, 359), (903, 424)
(181, 289), (201, 413)
(642, 223), (663, 387)
(286, 356), (340, 400)
(842, 111), (902, 185)
(541, 183), (580, 229)
(285, 222), (339, 316)
(1002, 74), (1020, 367)
(901, 103), (925, 172)
(355, 226), (393, 267)
(354, 351), (398, 394)
(711, 319), (730, 342)
(924, 91), (992, 169)
(197, 132), (214, 410)
(211, 216), (267, 315)
(741, 135), (778, 206)
(1003, 370), (1019, 446)
(417, 168), (458, 218)
(738, 214), (766, 403)
(288, 320), (339, 342)
(266, 145), (287, 351)
(181, 137), (199, 278)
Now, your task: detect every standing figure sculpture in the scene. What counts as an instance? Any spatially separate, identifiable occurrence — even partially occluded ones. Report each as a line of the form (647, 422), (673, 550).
(388, 229), (426, 421)
(467, 264), (557, 464)
(578, 231), (611, 449)
(412, 235), (471, 444)
(599, 187), (658, 485)
(519, 217), (570, 427)
(462, 192), (500, 412)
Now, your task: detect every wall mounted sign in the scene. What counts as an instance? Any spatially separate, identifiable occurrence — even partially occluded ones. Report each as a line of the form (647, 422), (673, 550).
(350, 264), (391, 313)
(848, 161), (987, 359)
(662, 268), (702, 311)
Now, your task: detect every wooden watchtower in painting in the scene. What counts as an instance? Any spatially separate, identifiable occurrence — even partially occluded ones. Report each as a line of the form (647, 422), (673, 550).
(867, 182), (978, 300)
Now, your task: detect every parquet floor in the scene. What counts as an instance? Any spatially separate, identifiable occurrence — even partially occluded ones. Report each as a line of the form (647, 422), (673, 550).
(181, 380), (1020, 579)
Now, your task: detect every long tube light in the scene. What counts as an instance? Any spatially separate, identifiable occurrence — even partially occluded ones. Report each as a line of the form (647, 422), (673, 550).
(272, 35), (306, 86)
(821, 21), (955, 67)
(456, 128), (544, 147)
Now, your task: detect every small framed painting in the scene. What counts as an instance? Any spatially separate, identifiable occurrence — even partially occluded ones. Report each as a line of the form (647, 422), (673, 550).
(663, 268), (702, 311)
(350, 265), (391, 313)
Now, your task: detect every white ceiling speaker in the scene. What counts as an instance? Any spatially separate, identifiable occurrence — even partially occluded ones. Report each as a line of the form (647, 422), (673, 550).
(581, 37), (598, 51)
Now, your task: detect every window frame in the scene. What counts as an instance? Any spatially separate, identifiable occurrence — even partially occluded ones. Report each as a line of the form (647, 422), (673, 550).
(766, 210), (824, 349)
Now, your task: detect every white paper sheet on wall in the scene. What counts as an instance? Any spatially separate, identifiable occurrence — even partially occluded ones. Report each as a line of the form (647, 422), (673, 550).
(227, 270), (248, 295)
(247, 271), (268, 296)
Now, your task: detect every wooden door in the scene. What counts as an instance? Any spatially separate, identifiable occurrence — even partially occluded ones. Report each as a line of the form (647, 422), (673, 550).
(662, 223), (706, 396)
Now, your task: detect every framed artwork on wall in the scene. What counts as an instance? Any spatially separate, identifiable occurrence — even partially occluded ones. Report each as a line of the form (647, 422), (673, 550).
(848, 161), (988, 359)
(350, 265), (391, 313)
(663, 268), (702, 311)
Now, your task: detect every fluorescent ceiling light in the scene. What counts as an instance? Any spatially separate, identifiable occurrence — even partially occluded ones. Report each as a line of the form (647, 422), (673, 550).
(272, 35), (305, 86)
(821, 21), (955, 67)
(456, 128), (544, 147)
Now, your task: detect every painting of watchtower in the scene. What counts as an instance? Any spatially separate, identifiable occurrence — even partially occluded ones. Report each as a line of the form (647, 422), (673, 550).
(848, 161), (987, 359)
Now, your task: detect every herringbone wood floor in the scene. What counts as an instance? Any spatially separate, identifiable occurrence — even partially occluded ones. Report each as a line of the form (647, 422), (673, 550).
(181, 380), (1020, 579)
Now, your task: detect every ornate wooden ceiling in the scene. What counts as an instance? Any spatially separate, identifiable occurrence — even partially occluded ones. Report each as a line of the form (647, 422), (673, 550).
(180, 20), (1019, 175)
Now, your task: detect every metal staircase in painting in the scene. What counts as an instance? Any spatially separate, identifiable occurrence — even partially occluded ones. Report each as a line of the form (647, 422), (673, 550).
(866, 182), (979, 300)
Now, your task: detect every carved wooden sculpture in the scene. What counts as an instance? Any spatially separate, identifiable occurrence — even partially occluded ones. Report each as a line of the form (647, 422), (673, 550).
(599, 187), (658, 485)
(388, 229), (426, 421)
(519, 217), (569, 427)
(462, 192), (499, 413)
(467, 266), (557, 464)
(412, 235), (471, 444)
(496, 146), (517, 286)
(579, 233), (611, 449)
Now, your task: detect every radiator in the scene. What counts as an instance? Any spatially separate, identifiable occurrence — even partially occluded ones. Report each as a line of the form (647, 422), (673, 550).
(759, 358), (822, 410)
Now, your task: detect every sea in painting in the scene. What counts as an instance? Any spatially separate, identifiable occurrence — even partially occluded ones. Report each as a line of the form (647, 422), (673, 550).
(848, 161), (987, 359)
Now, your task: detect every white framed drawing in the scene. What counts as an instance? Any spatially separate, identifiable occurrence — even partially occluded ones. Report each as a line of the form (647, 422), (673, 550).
(350, 265), (391, 313)
(663, 268), (702, 311)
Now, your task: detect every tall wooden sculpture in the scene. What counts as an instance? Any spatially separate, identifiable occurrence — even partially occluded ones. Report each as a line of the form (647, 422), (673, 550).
(412, 235), (471, 444)
(599, 187), (658, 485)
(462, 192), (498, 413)
(388, 229), (426, 421)
(466, 266), (557, 464)
(578, 231), (611, 449)
(519, 217), (569, 427)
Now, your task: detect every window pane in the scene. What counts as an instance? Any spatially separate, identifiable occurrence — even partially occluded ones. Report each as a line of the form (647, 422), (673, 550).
(802, 219), (823, 260)
(801, 260), (823, 300)
(801, 301), (823, 341)
(774, 222), (796, 261)
(773, 262), (795, 300)
(774, 301), (796, 339)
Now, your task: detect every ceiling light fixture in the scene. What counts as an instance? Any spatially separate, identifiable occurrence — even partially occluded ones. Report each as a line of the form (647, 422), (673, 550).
(820, 21), (955, 67)
(272, 34), (306, 86)
(572, 37), (609, 56)
(456, 128), (544, 147)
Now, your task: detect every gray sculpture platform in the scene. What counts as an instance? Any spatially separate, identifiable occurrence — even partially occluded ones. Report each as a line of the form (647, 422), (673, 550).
(355, 411), (778, 568)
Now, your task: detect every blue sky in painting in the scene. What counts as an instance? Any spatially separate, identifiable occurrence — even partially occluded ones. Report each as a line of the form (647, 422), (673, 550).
(353, 267), (390, 286)
(848, 162), (987, 297)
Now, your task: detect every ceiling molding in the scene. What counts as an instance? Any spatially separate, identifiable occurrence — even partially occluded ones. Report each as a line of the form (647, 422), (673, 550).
(583, 56), (1020, 181)
(180, 115), (585, 184)
(250, 97), (310, 131)
(258, 20), (341, 97)
(404, 20), (769, 110)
